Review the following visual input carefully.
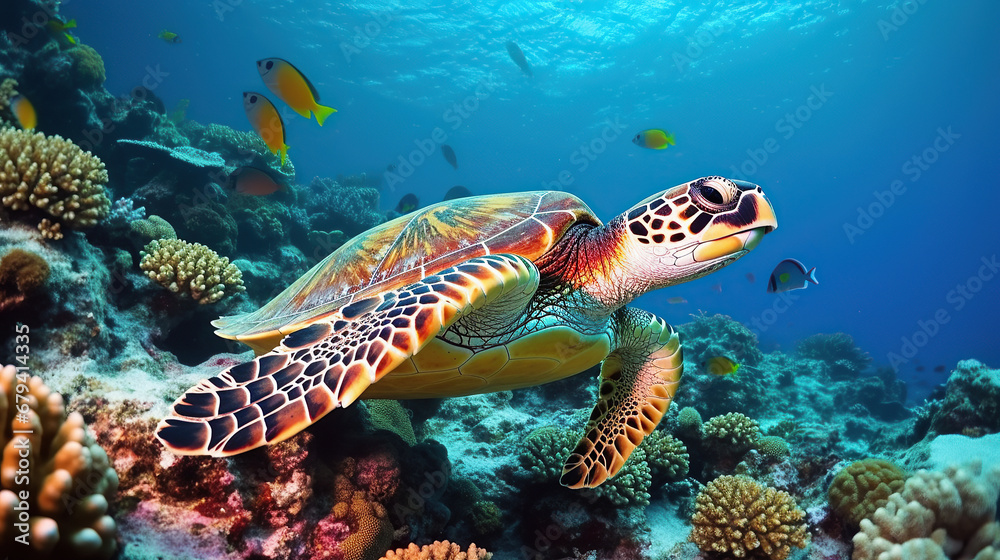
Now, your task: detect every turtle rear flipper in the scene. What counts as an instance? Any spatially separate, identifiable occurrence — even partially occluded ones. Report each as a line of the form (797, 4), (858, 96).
(560, 308), (682, 488)
(156, 254), (539, 456)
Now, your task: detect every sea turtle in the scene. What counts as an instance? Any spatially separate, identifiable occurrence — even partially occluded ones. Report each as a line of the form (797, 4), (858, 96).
(156, 176), (776, 488)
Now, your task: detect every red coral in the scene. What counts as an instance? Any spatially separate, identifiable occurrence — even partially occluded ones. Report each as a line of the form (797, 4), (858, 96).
(354, 446), (401, 503)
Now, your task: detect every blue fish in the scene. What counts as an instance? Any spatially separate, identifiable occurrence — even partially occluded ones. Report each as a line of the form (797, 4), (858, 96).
(767, 258), (818, 293)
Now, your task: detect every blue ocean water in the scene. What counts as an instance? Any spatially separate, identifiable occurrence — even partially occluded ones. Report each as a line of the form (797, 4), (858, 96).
(73, 0), (998, 403)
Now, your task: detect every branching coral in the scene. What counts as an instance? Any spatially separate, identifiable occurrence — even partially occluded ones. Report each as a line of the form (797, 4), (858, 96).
(139, 238), (245, 304)
(704, 412), (761, 452)
(521, 426), (579, 482)
(643, 430), (689, 480)
(829, 458), (907, 528)
(0, 128), (110, 239)
(380, 540), (493, 560)
(690, 475), (809, 560)
(0, 364), (118, 558)
(852, 462), (1000, 560)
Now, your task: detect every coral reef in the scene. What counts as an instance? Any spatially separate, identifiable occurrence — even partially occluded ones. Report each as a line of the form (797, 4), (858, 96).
(380, 541), (492, 560)
(754, 435), (790, 460)
(690, 475), (809, 560)
(0, 247), (49, 311)
(65, 45), (106, 91)
(704, 412), (761, 452)
(0, 364), (118, 558)
(852, 462), (1000, 560)
(0, 127), (110, 239)
(139, 238), (245, 304)
(520, 426), (578, 482)
(920, 360), (1000, 438)
(797, 333), (872, 378)
(364, 400), (417, 446)
(828, 458), (908, 528)
(643, 430), (689, 481)
(301, 176), (383, 239)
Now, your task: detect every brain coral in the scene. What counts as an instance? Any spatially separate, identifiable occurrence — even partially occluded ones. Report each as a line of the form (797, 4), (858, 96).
(828, 458), (907, 528)
(0, 128), (110, 239)
(380, 540), (493, 560)
(690, 475), (809, 560)
(139, 238), (245, 304)
(0, 364), (118, 558)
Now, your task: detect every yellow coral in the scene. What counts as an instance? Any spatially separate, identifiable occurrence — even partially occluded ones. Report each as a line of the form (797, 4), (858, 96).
(0, 128), (110, 239)
(0, 364), (118, 558)
(690, 475), (809, 560)
(380, 540), (493, 560)
(139, 238), (245, 304)
(828, 458), (906, 527)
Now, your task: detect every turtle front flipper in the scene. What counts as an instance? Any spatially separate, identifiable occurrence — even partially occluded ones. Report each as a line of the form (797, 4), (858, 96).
(156, 254), (539, 457)
(560, 308), (682, 488)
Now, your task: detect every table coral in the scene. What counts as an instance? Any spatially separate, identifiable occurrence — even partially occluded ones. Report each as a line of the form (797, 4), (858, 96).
(690, 475), (809, 560)
(0, 127), (110, 239)
(139, 238), (245, 304)
(828, 458), (907, 528)
(0, 364), (118, 559)
(380, 540), (493, 560)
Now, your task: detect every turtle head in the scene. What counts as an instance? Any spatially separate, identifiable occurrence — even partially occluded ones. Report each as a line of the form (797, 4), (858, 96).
(617, 176), (777, 290)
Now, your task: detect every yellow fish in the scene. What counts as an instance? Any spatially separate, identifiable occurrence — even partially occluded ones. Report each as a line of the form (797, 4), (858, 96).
(257, 58), (336, 125)
(46, 18), (77, 45)
(158, 30), (182, 44)
(243, 92), (289, 165)
(703, 356), (740, 376)
(11, 96), (36, 130)
(632, 129), (676, 150)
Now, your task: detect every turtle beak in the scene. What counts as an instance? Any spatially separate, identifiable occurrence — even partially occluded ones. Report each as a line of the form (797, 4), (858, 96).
(700, 183), (777, 242)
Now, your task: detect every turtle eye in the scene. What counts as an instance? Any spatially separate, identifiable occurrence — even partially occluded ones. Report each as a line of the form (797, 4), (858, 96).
(690, 176), (739, 212)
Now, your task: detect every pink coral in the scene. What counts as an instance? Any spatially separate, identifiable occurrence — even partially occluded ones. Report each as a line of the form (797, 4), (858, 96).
(354, 447), (402, 503)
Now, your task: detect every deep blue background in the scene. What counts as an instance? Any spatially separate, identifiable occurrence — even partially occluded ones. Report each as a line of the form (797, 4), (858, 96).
(70, 0), (999, 402)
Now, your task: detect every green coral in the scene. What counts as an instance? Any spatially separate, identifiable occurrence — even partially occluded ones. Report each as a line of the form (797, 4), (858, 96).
(139, 238), (245, 304)
(364, 400), (416, 446)
(643, 430), (689, 480)
(755, 436), (790, 459)
(704, 412), (760, 452)
(828, 458), (907, 528)
(592, 445), (651, 507)
(690, 475), (809, 560)
(469, 500), (503, 536)
(129, 215), (176, 246)
(520, 426), (578, 482)
(66, 45), (106, 90)
(677, 406), (703, 437)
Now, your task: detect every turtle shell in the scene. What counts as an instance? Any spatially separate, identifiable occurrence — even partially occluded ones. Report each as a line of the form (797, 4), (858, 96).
(214, 191), (599, 352)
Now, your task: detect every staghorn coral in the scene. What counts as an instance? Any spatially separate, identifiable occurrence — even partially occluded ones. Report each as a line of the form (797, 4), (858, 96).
(381, 540), (493, 560)
(0, 364), (118, 558)
(829, 458), (908, 528)
(852, 462), (1000, 560)
(704, 412), (761, 452)
(0, 248), (49, 311)
(139, 238), (245, 304)
(0, 128), (110, 239)
(690, 475), (809, 560)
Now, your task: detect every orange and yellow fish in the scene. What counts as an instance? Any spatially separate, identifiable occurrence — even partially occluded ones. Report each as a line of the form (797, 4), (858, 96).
(11, 95), (36, 130)
(632, 129), (676, 150)
(257, 58), (336, 125)
(243, 92), (289, 165)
